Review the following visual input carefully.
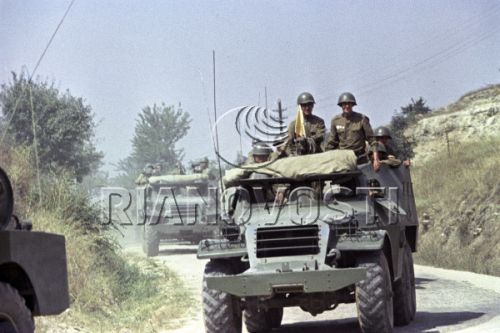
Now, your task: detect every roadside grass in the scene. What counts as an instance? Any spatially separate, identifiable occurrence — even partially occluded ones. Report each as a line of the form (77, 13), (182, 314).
(2, 146), (193, 332)
(412, 137), (500, 276)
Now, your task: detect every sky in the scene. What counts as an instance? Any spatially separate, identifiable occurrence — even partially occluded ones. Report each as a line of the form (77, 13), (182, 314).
(1, 0), (499, 174)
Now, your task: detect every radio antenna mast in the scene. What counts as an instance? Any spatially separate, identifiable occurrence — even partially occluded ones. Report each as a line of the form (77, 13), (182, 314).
(212, 50), (225, 213)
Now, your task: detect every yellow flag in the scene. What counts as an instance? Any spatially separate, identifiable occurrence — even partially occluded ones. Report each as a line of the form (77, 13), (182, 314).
(294, 105), (306, 138)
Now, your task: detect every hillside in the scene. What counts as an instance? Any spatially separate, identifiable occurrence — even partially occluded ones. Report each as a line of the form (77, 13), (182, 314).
(409, 84), (500, 276)
(407, 84), (500, 163)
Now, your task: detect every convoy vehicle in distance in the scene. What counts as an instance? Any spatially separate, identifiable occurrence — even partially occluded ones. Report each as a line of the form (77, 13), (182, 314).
(140, 159), (220, 257)
(198, 150), (418, 333)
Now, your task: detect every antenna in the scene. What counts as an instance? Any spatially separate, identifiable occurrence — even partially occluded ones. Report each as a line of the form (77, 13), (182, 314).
(265, 86), (268, 110)
(212, 50), (226, 214)
(265, 87), (269, 143)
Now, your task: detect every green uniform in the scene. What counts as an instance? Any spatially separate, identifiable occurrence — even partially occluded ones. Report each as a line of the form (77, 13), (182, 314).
(285, 115), (326, 156)
(370, 142), (396, 160)
(370, 142), (401, 167)
(325, 111), (376, 156)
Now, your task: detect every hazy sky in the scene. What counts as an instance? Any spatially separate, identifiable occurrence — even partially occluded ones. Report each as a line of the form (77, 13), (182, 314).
(1, 0), (499, 173)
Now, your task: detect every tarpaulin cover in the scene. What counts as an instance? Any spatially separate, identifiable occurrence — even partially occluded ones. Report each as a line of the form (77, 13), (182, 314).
(223, 149), (357, 185)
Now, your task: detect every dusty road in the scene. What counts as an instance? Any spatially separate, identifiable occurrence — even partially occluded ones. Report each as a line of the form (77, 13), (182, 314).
(128, 243), (500, 333)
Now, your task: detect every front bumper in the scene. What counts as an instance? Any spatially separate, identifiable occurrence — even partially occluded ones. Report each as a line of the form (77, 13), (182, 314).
(206, 267), (366, 297)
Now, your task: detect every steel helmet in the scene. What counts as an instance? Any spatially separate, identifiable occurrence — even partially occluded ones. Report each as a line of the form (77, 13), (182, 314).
(337, 92), (357, 106)
(297, 92), (315, 105)
(374, 126), (392, 138)
(251, 142), (273, 156)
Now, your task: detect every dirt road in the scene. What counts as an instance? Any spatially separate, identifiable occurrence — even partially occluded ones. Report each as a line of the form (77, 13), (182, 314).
(132, 243), (500, 333)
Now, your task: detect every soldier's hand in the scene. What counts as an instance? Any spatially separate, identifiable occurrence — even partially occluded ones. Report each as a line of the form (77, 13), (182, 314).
(306, 137), (317, 153)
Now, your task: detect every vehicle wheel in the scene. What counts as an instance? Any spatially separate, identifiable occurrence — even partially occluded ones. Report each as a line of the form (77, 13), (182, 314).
(244, 307), (282, 332)
(203, 260), (241, 333)
(356, 252), (394, 333)
(143, 226), (160, 257)
(393, 243), (416, 325)
(0, 282), (34, 333)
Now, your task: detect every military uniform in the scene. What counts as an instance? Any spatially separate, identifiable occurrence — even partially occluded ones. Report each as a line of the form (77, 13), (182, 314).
(325, 111), (376, 160)
(285, 115), (326, 156)
(370, 142), (401, 166)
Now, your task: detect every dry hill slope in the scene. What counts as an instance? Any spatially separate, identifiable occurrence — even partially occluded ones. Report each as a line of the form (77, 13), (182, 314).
(408, 84), (500, 276)
(407, 84), (500, 163)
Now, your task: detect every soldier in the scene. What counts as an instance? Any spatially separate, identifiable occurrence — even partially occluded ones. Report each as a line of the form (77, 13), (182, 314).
(135, 163), (154, 185)
(248, 142), (287, 204)
(325, 92), (376, 164)
(370, 126), (411, 171)
(192, 157), (209, 173)
(285, 92), (326, 156)
(152, 161), (165, 176)
(171, 161), (186, 175)
(248, 142), (273, 164)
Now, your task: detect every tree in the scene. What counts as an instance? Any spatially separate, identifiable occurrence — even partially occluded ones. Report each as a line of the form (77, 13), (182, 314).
(115, 103), (191, 185)
(389, 97), (432, 160)
(0, 72), (103, 180)
(400, 97), (432, 117)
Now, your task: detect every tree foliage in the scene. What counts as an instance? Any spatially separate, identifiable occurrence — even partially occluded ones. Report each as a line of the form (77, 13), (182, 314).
(115, 103), (191, 185)
(389, 97), (432, 160)
(0, 72), (102, 180)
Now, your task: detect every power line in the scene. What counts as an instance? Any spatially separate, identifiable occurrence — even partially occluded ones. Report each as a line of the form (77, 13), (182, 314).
(356, 26), (500, 96)
(0, 0), (77, 144)
(316, 4), (500, 104)
(316, 20), (500, 111)
(30, 0), (77, 81)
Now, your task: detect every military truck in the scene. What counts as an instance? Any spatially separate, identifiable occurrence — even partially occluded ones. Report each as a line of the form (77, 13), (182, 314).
(140, 158), (220, 257)
(198, 150), (417, 333)
(0, 167), (69, 333)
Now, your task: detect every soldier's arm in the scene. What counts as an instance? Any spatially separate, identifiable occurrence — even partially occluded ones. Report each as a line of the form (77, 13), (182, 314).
(311, 119), (326, 143)
(362, 116), (377, 148)
(325, 119), (339, 150)
(284, 122), (296, 156)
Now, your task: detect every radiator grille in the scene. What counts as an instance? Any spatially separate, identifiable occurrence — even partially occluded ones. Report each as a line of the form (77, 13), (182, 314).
(168, 203), (199, 219)
(256, 225), (320, 258)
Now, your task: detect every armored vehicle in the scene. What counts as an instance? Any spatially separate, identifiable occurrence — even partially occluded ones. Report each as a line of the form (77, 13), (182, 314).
(198, 150), (418, 333)
(0, 167), (69, 333)
(140, 159), (220, 257)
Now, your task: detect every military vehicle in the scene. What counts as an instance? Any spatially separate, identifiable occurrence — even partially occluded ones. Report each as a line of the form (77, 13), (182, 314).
(140, 158), (220, 257)
(198, 150), (418, 333)
(0, 167), (69, 333)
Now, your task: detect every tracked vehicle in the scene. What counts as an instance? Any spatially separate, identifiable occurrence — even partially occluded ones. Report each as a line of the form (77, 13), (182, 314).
(198, 150), (418, 333)
(0, 167), (69, 333)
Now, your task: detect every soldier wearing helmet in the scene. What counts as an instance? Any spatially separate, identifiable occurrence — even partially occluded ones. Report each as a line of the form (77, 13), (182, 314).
(249, 142), (273, 164)
(192, 157), (209, 173)
(370, 126), (410, 171)
(284, 92), (326, 156)
(325, 92), (376, 164)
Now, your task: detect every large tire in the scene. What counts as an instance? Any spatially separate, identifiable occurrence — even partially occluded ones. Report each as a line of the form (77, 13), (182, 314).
(203, 260), (241, 333)
(244, 307), (282, 332)
(0, 282), (34, 333)
(393, 243), (416, 325)
(143, 226), (160, 257)
(356, 252), (394, 333)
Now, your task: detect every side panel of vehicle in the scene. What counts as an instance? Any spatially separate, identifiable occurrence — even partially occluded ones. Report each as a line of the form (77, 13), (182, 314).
(0, 231), (69, 316)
